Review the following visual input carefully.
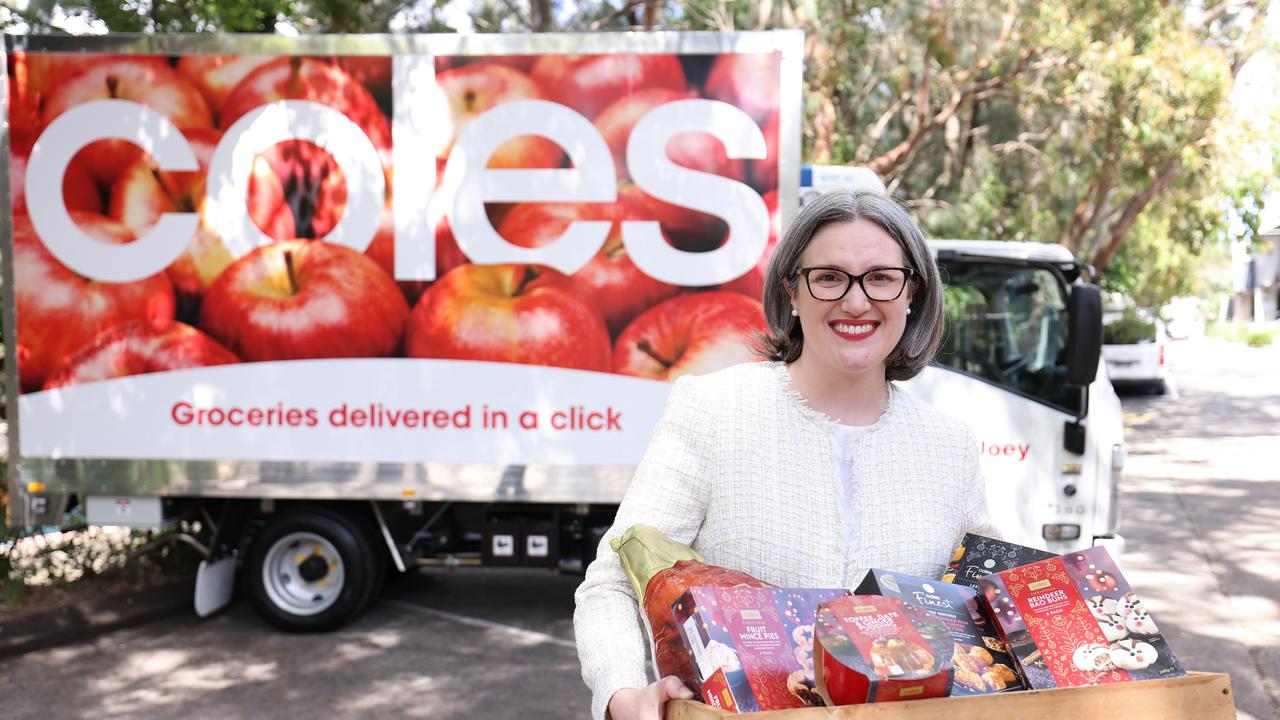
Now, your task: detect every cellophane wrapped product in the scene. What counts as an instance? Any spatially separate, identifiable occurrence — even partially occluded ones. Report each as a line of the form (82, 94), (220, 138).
(611, 524), (771, 690)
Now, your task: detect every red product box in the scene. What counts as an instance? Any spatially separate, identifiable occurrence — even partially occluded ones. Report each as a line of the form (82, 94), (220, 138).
(855, 569), (1025, 695)
(979, 546), (1185, 689)
(812, 595), (955, 705)
(672, 586), (849, 713)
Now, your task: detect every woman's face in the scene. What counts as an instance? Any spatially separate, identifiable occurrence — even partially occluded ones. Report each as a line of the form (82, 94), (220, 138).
(788, 219), (915, 379)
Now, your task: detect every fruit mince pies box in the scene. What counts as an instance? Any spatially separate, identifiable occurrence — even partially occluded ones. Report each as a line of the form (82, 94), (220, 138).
(942, 533), (1056, 592)
(855, 569), (1025, 695)
(978, 545), (1185, 690)
(672, 586), (849, 713)
(812, 594), (955, 705)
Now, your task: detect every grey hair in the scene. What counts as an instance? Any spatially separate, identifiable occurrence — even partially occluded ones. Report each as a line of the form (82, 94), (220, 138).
(756, 189), (943, 381)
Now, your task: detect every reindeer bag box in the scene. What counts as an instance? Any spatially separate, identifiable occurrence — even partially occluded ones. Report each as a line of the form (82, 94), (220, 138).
(979, 546), (1185, 689)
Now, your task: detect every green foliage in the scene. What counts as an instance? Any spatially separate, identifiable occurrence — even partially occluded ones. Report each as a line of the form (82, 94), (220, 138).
(1208, 322), (1278, 347)
(1103, 309), (1156, 345)
(1100, 213), (1200, 310)
(1245, 328), (1275, 347)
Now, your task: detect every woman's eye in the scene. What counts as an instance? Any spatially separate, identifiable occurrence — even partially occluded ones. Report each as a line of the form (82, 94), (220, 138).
(813, 272), (844, 285)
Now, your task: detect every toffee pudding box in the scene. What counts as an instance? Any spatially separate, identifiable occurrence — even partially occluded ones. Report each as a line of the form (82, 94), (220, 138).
(943, 533), (1057, 591)
(979, 546), (1185, 689)
(812, 595), (955, 705)
(672, 586), (849, 713)
(855, 569), (1025, 695)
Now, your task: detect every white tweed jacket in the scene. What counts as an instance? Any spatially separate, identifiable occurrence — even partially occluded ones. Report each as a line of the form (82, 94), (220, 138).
(573, 360), (996, 720)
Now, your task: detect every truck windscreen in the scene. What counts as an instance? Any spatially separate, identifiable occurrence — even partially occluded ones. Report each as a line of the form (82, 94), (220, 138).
(935, 262), (1081, 415)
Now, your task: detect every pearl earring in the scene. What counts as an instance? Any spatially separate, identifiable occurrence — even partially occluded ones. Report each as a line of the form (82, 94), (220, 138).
(791, 308), (799, 317)
(906, 307), (912, 315)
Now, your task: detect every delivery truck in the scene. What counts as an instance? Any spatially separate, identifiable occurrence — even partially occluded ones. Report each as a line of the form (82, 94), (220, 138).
(2, 31), (1123, 631)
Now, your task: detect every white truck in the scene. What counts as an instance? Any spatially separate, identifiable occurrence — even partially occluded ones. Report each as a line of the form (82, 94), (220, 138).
(3, 32), (1123, 632)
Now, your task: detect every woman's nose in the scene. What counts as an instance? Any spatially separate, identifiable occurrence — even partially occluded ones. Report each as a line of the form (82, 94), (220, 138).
(840, 281), (874, 313)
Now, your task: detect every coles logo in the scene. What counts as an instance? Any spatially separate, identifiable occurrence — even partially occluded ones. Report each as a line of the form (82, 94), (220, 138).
(9, 52), (784, 393)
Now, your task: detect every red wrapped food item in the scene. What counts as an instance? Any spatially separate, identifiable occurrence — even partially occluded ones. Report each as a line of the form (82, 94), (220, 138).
(647, 560), (772, 690)
(611, 524), (771, 690)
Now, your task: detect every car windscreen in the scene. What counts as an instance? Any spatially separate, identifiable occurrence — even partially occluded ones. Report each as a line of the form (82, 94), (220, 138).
(935, 261), (1081, 415)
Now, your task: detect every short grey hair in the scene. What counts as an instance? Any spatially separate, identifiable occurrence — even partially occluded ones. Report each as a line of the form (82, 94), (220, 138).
(757, 189), (943, 381)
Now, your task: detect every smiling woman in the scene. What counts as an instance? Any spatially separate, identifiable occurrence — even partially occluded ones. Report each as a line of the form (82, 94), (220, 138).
(574, 189), (997, 720)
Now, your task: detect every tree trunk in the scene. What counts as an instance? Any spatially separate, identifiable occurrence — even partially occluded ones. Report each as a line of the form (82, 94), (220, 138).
(1062, 154), (1117, 254)
(1091, 161), (1181, 273)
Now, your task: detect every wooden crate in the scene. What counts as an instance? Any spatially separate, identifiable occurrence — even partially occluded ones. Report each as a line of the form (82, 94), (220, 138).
(667, 672), (1234, 720)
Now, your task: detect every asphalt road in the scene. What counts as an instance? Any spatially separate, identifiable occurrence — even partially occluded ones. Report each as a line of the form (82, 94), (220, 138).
(0, 567), (591, 719)
(1, 336), (1276, 719)
(1115, 336), (1280, 720)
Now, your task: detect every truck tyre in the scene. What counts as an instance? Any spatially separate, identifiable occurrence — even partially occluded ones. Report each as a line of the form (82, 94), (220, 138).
(246, 508), (385, 632)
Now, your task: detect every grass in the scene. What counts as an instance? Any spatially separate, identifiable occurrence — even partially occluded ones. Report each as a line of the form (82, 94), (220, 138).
(1207, 322), (1276, 347)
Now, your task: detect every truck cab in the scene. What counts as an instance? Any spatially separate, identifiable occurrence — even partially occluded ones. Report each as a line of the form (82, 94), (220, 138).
(905, 240), (1125, 554)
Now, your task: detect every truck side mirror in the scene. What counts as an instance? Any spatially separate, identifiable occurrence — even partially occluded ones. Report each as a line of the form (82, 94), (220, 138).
(1066, 283), (1102, 387)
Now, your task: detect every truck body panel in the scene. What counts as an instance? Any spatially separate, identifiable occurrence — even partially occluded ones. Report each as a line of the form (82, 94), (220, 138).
(3, 33), (1122, 627)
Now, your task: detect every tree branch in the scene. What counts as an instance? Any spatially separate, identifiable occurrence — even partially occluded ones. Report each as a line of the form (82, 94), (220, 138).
(854, 88), (914, 159)
(588, 0), (650, 31)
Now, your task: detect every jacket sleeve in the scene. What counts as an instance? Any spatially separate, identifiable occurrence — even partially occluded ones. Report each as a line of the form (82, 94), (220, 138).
(573, 374), (714, 720)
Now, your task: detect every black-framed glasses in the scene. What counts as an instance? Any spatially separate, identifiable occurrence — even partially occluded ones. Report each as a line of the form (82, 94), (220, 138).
(794, 266), (915, 302)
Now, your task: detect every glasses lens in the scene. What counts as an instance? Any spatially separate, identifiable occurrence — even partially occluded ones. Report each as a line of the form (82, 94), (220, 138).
(862, 268), (907, 301)
(805, 268), (851, 300)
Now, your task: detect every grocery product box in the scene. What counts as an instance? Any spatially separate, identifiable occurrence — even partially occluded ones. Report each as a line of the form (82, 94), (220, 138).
(672, 586), (849, 713)
(979, 546), (1185, 689)
(812, 595), (954, 705)
(943, 533), (1056, 591)
(855, 569), (1024, 695)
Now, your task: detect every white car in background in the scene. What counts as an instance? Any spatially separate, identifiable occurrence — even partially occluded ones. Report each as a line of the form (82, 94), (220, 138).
(1102, 310), (1169, 394)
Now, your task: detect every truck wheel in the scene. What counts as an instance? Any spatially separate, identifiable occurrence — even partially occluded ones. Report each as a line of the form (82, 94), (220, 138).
(246, 508), (385, 632)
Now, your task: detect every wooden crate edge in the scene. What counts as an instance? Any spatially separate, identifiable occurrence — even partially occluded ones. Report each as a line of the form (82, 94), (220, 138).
(667, 672), (1234, 720)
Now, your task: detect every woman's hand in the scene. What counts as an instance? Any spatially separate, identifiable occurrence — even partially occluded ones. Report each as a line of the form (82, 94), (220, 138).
(607, 676), (695, 720)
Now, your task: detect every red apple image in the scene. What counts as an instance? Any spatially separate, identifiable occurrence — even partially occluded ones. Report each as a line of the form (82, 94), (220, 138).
(613, 291), (765, 381)
(335, 56), (393, 92)
(702, 53), (780, 124)
(44, 319), (239, 389)
(175, 54), (275, 123)
(199, 240), (409, 362)
(437, 56), (537, 74)
(626, 187), (729, 254)
(334, 56), (393, 113)
(716, 190), (780, 301)
(496, 186), (682, 336)
(594, 88), (747, 184)
(7, 52), (171, 137)
(751, 111), (780, 193)
(109, 129), (295, 309)
(222, 58), (392, 248)
(247, 139), (349, 241)
(221, 57), (392, 156)
(432, 64), (565, 173)
(40, 58), (214, 186)
(9, 131), (103, 217)
(405, 264), (612, 372)
(12, 212), (176, 392)
(529, 54), (687, 120)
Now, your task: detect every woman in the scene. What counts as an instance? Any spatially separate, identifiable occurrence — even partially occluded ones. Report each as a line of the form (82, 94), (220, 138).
(574, 189), (997, 720)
